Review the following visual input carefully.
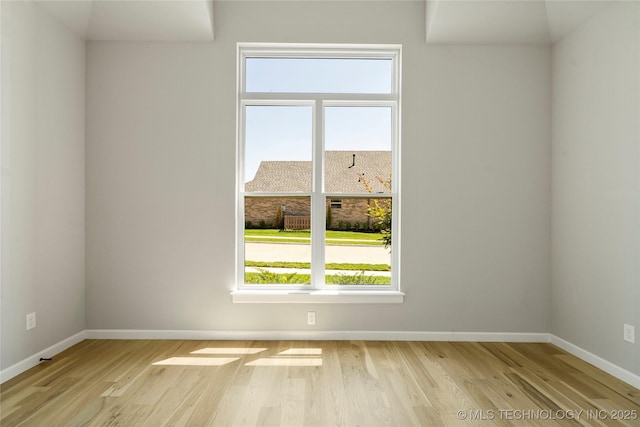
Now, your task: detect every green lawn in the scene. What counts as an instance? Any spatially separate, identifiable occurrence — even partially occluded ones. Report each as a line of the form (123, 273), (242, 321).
(245, 229), (383, 245)
(244, 271), (391, 285)
(245, 260), (390, 271)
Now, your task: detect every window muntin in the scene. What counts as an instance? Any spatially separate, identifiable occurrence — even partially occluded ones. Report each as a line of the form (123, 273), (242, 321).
(238, 44), (400, 291)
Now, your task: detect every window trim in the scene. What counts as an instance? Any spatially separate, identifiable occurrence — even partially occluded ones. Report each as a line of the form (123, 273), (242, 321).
(236, 43), (402, 298)
(231, 290), (405, 304)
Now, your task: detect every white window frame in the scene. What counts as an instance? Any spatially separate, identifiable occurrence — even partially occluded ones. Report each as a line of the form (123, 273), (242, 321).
(233, 43), (403, 303)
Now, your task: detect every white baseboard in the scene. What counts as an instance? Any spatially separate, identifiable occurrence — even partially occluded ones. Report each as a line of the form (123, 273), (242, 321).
(550, 335), (640, 389)
(4, 330), (638, 391)
(0, 331), (86, 384)
(85, 329), (551, 343)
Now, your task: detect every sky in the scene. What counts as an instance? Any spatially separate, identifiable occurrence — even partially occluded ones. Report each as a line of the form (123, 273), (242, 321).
(245, 58), (392, 94)
(244, 58), (393, 183)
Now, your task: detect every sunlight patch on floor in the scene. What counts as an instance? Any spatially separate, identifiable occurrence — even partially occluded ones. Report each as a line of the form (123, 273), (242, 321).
(191, 347), (268, 355)
(153, 357), (240, 366)
(151, 347), (323, 367)
(278, 348), (322, 356)
(244, 348), (323, 366)
(245, 357), (322, 367)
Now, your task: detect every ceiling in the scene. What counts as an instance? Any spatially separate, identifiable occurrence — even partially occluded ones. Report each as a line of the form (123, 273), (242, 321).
(35, 0), (215, 42)
(426, 0), (614, 44)
(33, 0), (614, 44)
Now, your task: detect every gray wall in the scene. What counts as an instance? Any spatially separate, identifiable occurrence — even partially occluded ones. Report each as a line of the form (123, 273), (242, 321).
(1, 1), (85, 370)
(86, 2), (551, 334)
(552, 2), (640, 376)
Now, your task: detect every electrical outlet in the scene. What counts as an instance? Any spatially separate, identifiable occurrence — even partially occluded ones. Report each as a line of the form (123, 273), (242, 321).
(623, 324), (635, 343)
(307, 311), (316, 325)
(26, 312), (36, 330)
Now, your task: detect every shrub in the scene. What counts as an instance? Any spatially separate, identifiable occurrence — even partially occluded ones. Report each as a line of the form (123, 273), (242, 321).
(245, 268), (309, 284)
(275, 206), (284, 230)
(259, 219), (266, 228)
(361, 175), (392, 249)
(326, 271), (389, 285)
(368, 198), (391, 248)
(338, 220), (344, 230)
(346, 222), (352, 230)
(245, 221), (253, 229)
(326, 205), (333, 229)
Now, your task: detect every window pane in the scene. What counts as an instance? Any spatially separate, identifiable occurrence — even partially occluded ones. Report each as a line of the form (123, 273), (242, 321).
(244, 106), (312, 192)
(246, 58), (392, 94)
(325, 196), (391, 286)
(324, 106), (392, 194)
(245, 196), (311, 285)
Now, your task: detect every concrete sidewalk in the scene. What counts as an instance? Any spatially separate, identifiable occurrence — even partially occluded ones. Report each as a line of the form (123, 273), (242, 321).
(244, 242), (391, 265)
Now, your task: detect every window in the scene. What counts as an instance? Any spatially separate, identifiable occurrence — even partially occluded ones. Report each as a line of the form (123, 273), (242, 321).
(235, 44), (401, 301)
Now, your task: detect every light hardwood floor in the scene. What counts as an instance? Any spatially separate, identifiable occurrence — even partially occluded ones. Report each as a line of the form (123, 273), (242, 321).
(1, 340), (639, 426)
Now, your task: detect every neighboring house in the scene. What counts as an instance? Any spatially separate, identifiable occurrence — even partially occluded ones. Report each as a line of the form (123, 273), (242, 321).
(245, 151), (391, 230)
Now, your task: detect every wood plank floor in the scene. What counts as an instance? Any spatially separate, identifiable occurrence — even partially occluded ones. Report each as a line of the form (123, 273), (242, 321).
(1, 340), (639, 426)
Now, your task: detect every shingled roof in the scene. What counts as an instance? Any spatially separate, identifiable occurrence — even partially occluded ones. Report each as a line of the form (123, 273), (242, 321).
(245, 151), (391, 193)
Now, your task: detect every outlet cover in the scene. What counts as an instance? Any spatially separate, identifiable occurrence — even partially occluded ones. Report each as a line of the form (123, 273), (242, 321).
(307, 311), (316, 325)
(26, 312), (36, 330)
(623, 324), (635, 343)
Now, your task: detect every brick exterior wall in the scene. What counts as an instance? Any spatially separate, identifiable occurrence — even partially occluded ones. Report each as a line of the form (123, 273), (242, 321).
(327, 198), (371, 230)
(244, 196), (389, 230)
(244, 197), (310, 228)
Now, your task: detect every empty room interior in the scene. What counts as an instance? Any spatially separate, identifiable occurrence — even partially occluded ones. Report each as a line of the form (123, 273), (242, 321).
(1, 0), (640, 425)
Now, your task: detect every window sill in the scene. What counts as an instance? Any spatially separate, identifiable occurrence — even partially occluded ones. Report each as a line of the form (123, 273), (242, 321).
(231, 290), (404, 304)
